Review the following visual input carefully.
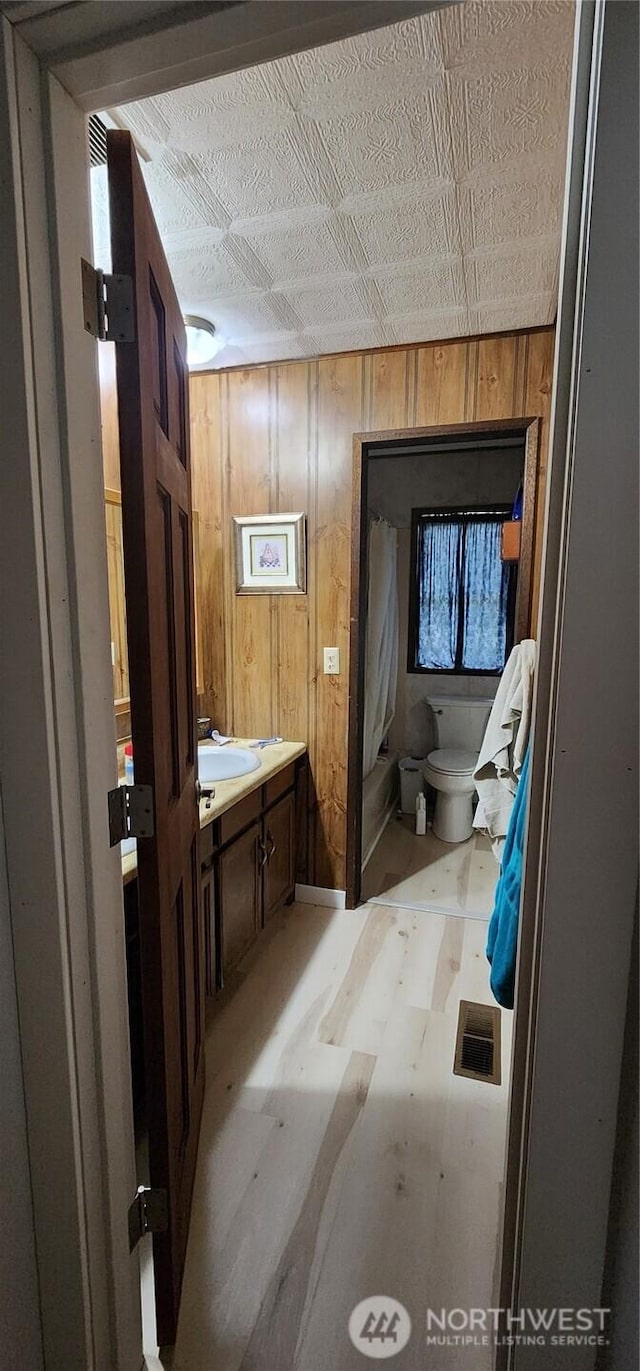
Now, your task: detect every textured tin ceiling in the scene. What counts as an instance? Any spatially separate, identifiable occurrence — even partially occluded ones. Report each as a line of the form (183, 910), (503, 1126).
(107, 1), (574, 368)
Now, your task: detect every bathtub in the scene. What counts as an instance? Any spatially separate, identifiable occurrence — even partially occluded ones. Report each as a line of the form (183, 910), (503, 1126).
(361, 751), (400, 871)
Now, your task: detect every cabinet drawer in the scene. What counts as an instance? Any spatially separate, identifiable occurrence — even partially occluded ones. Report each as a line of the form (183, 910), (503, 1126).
(219, 788), (261, 847)
(264, 762), (296, 810)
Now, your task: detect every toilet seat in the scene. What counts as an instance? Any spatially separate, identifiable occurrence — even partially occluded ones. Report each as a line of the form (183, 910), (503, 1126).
(426, 747), (478, 776)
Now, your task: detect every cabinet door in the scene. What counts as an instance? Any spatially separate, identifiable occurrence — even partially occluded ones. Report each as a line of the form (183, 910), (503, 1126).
(201, 863), (217, 997)
(263, 791), (296, 923)
(219, 821), (261, 974)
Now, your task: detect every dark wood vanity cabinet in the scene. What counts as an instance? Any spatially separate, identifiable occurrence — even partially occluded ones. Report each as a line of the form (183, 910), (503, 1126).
(124, 754), (305, 1117)
(202, 755), (304, 992)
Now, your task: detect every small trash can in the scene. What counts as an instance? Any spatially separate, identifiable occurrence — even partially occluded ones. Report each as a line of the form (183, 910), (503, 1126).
(399, 756), (427, 815)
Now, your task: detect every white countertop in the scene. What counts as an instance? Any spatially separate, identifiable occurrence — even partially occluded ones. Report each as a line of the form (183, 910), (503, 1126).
(121, 739), (305, 884)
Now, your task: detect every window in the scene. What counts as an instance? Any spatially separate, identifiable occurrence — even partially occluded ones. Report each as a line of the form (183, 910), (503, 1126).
(408, 506), (516, 674)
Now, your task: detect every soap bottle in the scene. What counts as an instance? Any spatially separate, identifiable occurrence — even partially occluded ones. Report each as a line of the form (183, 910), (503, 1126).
(124, 742), (134, 784)
(415, 792), (427, 836)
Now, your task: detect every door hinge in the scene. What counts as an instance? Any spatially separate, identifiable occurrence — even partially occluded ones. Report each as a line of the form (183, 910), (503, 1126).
(82, 258), (135, 342)
(128, 1186), (168, 1252)
(108, 784), (154, 846)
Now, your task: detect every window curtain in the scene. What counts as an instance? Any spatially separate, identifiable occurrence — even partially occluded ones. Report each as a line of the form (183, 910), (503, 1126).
(417, 519), (463, 670)
(416, 514), (511, 672)
(462, 519), (510, 671)
(362, 518), (399, 779)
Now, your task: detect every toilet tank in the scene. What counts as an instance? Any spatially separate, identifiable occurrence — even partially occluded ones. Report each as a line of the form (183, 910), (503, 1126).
(426, 696), (492, 751)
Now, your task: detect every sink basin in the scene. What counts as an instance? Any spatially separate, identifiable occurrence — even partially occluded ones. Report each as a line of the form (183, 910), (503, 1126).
(197, 744), (261, 783)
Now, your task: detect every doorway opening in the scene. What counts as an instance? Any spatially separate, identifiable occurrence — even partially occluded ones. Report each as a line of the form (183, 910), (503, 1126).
(346, 417), (540, 913)
(81, 4), (562, 1363)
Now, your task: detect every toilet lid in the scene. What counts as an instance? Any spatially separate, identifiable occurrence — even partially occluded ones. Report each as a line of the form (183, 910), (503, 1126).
(427, 748), (478, 775)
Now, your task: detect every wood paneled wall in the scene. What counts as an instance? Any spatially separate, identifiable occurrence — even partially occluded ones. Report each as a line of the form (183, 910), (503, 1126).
(105, 491), (129, 702)
(189, 327), (555, 890)
(99, 345), (131, 720)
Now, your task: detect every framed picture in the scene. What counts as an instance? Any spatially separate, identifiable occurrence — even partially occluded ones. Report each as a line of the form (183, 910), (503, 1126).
(232, 513), (307, 594)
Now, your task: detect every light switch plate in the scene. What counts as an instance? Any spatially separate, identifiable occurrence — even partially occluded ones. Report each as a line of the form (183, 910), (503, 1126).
(323, 647), (340, 675)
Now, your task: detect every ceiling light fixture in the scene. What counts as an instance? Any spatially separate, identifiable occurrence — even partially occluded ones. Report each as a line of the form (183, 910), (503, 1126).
(184, 315), (224, 367)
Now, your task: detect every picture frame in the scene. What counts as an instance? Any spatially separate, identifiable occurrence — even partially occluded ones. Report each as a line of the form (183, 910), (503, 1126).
(232, 512), (307, 594)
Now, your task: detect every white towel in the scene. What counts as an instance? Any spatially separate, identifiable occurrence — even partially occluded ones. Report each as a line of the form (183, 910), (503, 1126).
(473, 639), (536, 857)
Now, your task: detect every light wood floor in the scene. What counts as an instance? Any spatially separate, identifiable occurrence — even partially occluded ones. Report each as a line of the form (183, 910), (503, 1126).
(164, 825), (510, 1371)
(362, 814), (498, 917)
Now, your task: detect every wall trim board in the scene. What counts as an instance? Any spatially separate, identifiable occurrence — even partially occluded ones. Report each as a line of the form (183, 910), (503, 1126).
(45, 1), (442, 111)
(295, 884), (347, 910)
(190, 324), (555, 380)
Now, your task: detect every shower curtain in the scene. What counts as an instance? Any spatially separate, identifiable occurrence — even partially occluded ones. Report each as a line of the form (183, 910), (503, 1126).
(362, 517), (399, 779)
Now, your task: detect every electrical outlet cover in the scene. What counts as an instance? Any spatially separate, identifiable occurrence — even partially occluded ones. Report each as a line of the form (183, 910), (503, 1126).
(323, 647), (340, 674)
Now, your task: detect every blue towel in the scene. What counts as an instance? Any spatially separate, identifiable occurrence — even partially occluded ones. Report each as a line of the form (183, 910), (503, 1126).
(486, 743), (531, 1009)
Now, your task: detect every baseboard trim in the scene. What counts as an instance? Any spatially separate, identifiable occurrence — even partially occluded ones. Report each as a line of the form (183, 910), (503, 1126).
(294, 883), (346, 909)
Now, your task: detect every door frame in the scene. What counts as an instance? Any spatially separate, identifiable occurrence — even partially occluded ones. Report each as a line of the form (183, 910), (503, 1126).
(0, 3), (637, 1370)
(499, 4), (638, 1361)
(345, 415), (540, 911)
(0, 26), (142, 1371)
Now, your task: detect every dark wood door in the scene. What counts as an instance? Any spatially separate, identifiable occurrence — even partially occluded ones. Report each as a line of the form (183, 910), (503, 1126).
(107, 130), (204, 1347)
(263, 791), (296, 922)
(219, 822), (261, 974)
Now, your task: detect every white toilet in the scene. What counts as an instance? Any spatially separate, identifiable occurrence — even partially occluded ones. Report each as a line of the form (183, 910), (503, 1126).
(423, 696), (492, 844)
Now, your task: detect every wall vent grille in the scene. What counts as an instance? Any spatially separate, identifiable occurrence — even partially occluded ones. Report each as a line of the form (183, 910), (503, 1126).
(89, 114), (107, 168)
(454, 1000), (501, 1085)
